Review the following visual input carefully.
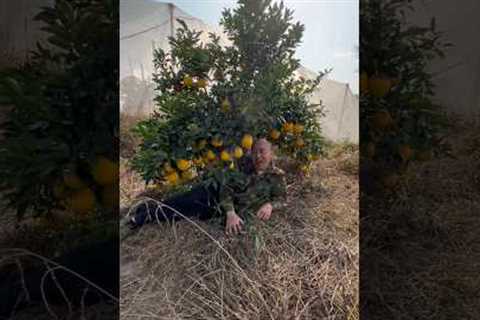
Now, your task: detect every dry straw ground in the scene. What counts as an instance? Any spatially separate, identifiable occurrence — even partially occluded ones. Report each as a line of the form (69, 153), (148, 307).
(119, 127), (360, 320)
(362, 117), (480, 319)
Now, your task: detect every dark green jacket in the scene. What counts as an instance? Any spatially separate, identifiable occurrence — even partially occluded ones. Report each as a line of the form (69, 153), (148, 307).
(216, 156), (287, 218)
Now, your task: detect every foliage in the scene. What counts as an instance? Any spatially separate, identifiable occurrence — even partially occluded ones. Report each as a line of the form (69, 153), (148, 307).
(360, 0), (451, 180)
(0, 0), (118, 220)
(131, 0), (327, 188)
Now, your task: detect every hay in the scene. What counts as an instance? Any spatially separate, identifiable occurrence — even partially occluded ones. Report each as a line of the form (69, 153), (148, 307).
(120, 147), (359, 319)
(361, 118), (480, 319)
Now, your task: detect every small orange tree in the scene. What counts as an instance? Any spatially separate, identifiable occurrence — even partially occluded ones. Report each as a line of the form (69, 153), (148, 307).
(360, 0), (450, 187)
(132, 0), (327, 191)
(0, 0), (118, 220)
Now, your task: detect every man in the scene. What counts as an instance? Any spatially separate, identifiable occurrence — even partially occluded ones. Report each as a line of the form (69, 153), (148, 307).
(122, 138), (286, 236)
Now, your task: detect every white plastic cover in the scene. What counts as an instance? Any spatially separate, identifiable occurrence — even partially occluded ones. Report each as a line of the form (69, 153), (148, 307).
(120, 0), (359, 143)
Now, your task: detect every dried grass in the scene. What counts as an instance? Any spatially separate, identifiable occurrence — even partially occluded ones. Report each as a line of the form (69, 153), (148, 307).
(361, 117), (480, 319)
(120, 146), (359, 319)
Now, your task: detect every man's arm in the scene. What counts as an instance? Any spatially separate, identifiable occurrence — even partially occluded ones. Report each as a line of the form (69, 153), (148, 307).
(218, 183), (244, 234)
(256, 168), (287, 220)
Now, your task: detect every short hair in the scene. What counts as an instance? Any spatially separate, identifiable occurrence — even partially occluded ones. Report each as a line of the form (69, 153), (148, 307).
(253, 138), (272, 151)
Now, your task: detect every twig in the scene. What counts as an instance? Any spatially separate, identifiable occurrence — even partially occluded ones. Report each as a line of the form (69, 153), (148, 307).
(14, 258), (31, 303)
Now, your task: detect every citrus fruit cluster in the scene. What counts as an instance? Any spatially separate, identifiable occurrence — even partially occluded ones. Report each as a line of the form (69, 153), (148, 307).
(53, 156), (118, 215)
(179, 74), (209, 91)
(269, 121), (321, 175)
(360, 0), (449, 189)
(158, 133), (254, 186)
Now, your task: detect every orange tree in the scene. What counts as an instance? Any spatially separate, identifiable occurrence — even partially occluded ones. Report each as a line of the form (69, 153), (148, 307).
(360, 0), (451, 187)
(131, 0), (327, 191)
(0, 0), (118, 221)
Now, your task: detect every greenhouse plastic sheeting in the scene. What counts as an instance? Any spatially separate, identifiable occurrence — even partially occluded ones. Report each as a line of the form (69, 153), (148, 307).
(120, 0), (359, 143)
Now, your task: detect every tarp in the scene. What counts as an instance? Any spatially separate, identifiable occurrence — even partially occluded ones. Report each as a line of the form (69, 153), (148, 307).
(120, 0), (359, 143)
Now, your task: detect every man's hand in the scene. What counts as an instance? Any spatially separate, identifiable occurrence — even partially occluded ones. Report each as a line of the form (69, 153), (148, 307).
(256, 203), (272, 221)
(225, 210), (244, 235)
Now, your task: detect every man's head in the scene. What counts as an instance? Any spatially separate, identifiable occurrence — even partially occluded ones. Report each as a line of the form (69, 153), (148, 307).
(252, 138), (273, 172)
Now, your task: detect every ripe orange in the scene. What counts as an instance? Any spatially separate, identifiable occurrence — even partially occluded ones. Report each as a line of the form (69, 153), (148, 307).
(165, 171), (180, 185)
(211, 136), (223, 148)
(282, 122), (294, 134)
(368, 76), (392, 98)
(398, 144), (414, 162)
(293, 124), (304, 135)
(68, 188), (96, 214)
(183, 75), (193, 88)
(205, 150), (216, 161)
(294, 138), (305, 148)
(371, 111), (393, 130)
(176, 159), (191, 171)
(233, 146), (244, 158)
(241, 134), (253, 149)
(270, 129), (281, 140)
(92, 156), (118, 186)
(220, 150), (231, 162)
(63, 171), (85, 190)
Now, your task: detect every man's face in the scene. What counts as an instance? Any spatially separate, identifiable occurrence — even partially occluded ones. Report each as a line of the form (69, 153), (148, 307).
(253, 140), (272, 172)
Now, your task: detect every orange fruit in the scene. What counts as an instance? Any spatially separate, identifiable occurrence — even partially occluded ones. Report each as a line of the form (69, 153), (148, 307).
(282, 122), (294, 133)
(294, 138), (305, 148)
(63, 168), (86, 190)
(165, 171), (180, 185)
(241, 134), (253, 149)
(183, 75), (193, 88)
(176, 159), (191, 171)
(233, 146), (244, 159)
(211, 136), (223, 148)
(92, 156), (118, 186)
(398, 144), (414, 162)
(270, 129), (281, 140)
(68, 188), (96, 214)
(371, 111), (393, 130)
(368, 76), (392, 98)
(206, 150), (216, 161)
(220, 150), (231, 162)
(293, 124), (304, 135)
